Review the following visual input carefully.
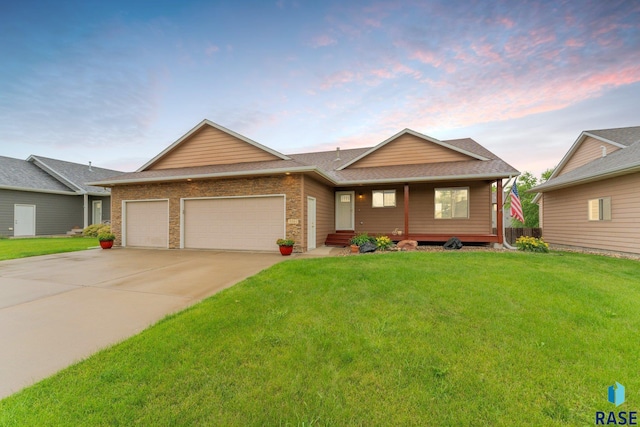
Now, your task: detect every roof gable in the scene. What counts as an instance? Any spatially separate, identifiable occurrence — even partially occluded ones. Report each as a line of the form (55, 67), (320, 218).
(555, 136), (622, 177)
(0, 155), (75, 194)
(140, 119), (290, 171)
(28, 155), (121, 195)
(549, 126), (640, 180)
(531, 126), (640, 197)
(338, 129), (487, 170)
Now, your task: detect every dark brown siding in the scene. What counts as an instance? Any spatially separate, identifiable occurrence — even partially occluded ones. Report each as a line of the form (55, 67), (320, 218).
(345, 181), (492, 235)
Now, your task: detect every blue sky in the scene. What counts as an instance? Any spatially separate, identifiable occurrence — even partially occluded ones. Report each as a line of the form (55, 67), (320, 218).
(1, 0), (639, 175)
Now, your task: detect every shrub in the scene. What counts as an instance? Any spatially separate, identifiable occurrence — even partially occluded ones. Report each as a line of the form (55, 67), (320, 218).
(375, 235), (393, 250)
(350, 233), (374, 246)
(516, 236), (549, 253)
(83, 223), (110, 237)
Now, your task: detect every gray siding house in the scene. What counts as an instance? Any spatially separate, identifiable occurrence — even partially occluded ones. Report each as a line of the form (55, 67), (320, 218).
(0, 155), (121, 237)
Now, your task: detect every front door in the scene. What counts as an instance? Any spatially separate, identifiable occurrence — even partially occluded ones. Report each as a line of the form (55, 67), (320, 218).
(335, 191), (354, 230)
(307, 196), (316, 250)
(14, 204), (36, 236)
(92, 200), (103, 225)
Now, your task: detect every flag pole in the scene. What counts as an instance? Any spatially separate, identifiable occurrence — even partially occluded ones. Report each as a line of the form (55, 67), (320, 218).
(502, 176), (517, 250)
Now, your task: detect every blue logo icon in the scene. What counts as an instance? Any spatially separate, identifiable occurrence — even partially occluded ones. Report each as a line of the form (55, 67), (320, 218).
(608, 382), (625, 407)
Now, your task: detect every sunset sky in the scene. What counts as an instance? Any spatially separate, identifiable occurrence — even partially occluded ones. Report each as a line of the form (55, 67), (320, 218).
(1, 0), (639, 176)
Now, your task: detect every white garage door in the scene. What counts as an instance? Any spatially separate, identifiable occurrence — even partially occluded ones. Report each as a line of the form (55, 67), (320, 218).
(183, 196), (285, 251)
(124, 200), (169, 248)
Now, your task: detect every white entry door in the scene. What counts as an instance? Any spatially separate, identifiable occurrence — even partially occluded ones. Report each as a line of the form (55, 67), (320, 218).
(307, 196), (316, 250)
(92, 200), (103, 225)
(335, 191), (354, 230)
(14, 204), (36, 236)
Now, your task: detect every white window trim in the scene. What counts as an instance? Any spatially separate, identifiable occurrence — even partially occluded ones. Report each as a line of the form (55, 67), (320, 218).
(372, 189), (396, 208)
(588, 197), (611, 221)
(434, 187), (470, 219)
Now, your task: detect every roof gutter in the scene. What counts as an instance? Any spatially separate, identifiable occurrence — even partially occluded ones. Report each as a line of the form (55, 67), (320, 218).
(530, 164), (640, 194)
(88, 166), (334, 187)
(0, 185), (78, 195)
(89, 167), (517, 188)
(334, 173), (517, 186)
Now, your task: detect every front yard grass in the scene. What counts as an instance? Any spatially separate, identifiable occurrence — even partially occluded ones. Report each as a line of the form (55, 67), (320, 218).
(1, 251), (638, 425)
(0, 237), (99, 261)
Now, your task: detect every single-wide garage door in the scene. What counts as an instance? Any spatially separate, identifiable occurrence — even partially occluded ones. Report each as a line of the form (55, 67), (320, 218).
(124, 200), (169, 248)
(183, 196), (285, 251)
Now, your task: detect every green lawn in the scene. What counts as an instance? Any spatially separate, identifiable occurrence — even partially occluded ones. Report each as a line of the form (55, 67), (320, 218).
(1, 251), (638, 425)
(0, 237), (99, 261)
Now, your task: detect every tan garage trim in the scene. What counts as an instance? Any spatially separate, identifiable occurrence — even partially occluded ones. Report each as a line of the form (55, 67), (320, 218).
(122, 199), (169, 248)
(180, 195), (286, 251)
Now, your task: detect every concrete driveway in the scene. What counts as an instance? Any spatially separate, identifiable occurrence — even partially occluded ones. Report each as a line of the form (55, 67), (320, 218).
(0, 248), (284, 399)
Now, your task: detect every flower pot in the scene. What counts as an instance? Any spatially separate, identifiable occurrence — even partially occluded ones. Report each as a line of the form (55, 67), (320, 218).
(100, 240), (114, 249)
(279, 245), (293, 256)
(350, 244), (359, 254)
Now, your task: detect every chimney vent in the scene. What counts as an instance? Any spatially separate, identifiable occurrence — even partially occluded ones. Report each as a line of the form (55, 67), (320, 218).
(334, 147), (341, 161)
(601, 146), (607, 158)
(89, 161), (93, 171)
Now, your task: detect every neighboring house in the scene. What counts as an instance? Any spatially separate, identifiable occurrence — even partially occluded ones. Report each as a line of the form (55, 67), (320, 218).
(0, 155), (122, 237)
(531, 126), (640, 255)
(90, 119), (519, 252)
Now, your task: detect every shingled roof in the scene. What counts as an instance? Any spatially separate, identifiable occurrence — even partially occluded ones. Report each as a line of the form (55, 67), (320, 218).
(0, 155), (122, 195)
(90, 133), (519, 187)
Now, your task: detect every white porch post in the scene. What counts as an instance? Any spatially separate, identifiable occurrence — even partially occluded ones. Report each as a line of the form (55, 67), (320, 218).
(83, 193), (89, 229)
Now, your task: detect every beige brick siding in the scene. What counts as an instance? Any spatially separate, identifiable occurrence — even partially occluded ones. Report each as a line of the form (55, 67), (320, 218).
(110, 175), (303, 250)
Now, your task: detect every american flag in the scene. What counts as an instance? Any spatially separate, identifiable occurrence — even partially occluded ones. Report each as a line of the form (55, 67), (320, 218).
(510, 184), (525, 224)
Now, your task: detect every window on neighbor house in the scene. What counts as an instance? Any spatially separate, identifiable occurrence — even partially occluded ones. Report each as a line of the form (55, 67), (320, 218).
(588, 197), (611, 221)
(372, 190), (396, 208)
(435, 188), (469, 219)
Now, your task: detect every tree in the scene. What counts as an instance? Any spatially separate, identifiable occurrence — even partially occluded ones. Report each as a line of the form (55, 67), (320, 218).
(506, 168), (554, 228)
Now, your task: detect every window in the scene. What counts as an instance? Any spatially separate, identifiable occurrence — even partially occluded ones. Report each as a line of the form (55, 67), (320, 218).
(372, 190), (396, 208)
(588, 197), (611, 221)
(435, 188), (469, 219)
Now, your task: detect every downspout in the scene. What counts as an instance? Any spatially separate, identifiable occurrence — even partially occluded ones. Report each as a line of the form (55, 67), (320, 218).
(83, 193), (89, 229)
(502, 176), (517, 250)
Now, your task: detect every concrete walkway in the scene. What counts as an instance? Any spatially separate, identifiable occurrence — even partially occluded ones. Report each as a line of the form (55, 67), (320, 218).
(0, 248), (285, 399)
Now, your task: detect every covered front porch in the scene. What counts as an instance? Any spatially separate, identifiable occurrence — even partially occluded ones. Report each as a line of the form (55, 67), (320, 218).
(324, 179), (504, 246)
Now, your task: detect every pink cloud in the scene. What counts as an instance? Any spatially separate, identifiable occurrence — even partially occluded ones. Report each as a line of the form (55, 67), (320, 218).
(470, 42), (503, 63)
(498, 17), (515, 29)
(410, 49), (442, 67)
(319, 70), (358, 89)
(565, 38), (584, 48)
(205, 44), (219, 56)
(311, 34), (337, 48)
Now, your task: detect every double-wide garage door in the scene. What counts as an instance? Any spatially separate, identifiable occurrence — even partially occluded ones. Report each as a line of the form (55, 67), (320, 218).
(183, 196), (285, 251)
(123, 196), (285, 251)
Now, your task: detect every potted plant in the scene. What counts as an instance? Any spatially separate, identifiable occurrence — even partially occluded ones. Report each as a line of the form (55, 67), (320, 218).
(349, 233), (371, 254)
(98, 232), (116, 249)
(276, 238), (295, 256)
